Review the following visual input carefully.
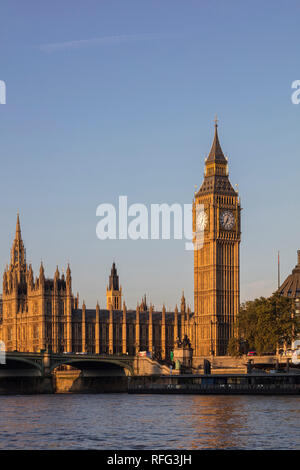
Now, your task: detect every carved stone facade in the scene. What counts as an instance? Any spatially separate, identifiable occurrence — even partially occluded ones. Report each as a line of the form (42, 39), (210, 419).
(106, 263), (122, 310)
(192, 122), (241, 358)
(0, 123), (240, 360)
(0, 215), (77, 353)
(0, 216), (193, 360)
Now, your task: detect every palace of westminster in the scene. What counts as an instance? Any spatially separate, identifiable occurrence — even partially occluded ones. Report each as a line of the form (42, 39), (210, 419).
(0, 123), (297, 363)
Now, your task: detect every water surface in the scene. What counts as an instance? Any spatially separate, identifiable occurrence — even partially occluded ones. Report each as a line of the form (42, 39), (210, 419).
(0, 394), (299, 449)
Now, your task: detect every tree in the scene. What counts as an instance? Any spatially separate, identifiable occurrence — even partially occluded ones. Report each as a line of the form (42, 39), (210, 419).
(237, 294), (299, 355)
(227, 337), (241, 357)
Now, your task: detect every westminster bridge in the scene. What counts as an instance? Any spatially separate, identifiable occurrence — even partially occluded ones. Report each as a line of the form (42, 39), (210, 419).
(0, 351), (136, 393)
(0, 351), (297, 394)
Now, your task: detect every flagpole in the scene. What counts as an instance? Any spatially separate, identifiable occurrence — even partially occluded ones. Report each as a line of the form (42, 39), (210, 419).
(278, 251), (280, 289)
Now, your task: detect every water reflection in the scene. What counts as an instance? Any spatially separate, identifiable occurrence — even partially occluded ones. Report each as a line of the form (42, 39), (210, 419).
(0, 394), (299, 449)
(181, 396), (249, 449)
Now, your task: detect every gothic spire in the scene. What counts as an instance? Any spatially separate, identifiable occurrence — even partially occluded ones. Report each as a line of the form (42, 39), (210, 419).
(206, 117), (227, 163)
(181, 291), (186, 313)
(54, 265), (60, 281)
(108, 262), (119, 291)
(66, 263), (71, 287)
(39, 260), (45, 280)
(140, 294), (148, 311)
(196, 120), (236, 197)
(10, 213), (26, 270)
(15, 212), (22, 240)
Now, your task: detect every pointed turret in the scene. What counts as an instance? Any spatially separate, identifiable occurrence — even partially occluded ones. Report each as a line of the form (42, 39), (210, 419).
(180, 291), (186, 314)
(108, 262), (119, 290)
(106, 261), (122, 310)
(15, 212), (22, 240)
(66, 263), (71, 290)
(66, 263), (71, 277)
(28, 263), (34, 289)
(54, 265), (60, 279)
(39, 260), (45, 287)
(196, 119), (236, 196)
(10, 213), (26, 271)
(206, 118), (227, 163)
(39, 261), (44, 277)
(140, 294), (148, 311)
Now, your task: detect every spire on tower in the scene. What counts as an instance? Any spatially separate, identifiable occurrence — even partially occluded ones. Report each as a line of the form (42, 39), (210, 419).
(15, 212), (22, 240)
(196, 119), (236, 197)
(206, 116), (227, 163)
(66, 263), (71, 284)
(10, 213), (26, 271)
(54, 265), (60, 280)
(108, 262), (119, 291)
(181, 291), (186, 313)
(140, 294), (148, 311)
(106, 262), (122, 309)
(39, 260), (45, 277)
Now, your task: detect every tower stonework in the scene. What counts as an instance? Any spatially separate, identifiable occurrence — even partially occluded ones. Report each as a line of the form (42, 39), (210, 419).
(193, 122), (241, 358)
(0, 215), (77, 353)
(106, 262), (122, 310)
(0, 215), (188, 361)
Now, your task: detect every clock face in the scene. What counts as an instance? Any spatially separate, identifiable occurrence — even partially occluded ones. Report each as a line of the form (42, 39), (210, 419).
(220, 210), (235, 230)
(196, 210), (208, 231)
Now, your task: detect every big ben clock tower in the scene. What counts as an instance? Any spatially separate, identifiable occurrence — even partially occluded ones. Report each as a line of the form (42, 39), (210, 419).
(193, 119), (241, 358)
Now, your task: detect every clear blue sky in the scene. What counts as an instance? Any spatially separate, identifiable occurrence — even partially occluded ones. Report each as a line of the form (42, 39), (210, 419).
(0, 0), (299, 309)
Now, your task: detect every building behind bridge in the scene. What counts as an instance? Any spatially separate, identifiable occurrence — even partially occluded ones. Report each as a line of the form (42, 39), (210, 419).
(0, 123), (243, 363)
(0, 215), (194, 360)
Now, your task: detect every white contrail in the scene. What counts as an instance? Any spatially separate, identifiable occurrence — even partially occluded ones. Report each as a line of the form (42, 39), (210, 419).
(40, 33), (157, 53)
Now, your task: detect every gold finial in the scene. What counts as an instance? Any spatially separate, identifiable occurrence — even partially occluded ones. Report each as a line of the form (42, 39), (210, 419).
(214, 114), (218, 127)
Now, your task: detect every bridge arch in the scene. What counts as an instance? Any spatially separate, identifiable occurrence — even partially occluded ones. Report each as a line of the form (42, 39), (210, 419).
(50, 358), (134, 376)
(3, 356), (43, 374)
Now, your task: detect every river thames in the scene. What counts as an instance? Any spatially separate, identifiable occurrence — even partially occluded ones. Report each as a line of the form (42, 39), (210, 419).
(0, 394), (299, 449)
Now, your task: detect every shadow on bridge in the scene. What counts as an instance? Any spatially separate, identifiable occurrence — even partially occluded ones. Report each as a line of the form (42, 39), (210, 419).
(0, 353), (134, 394)
(52, 359), (131, 393)
(0, 356), (48, 394)
(50, 356), (133, 375)
(0, 356), (42, 376)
